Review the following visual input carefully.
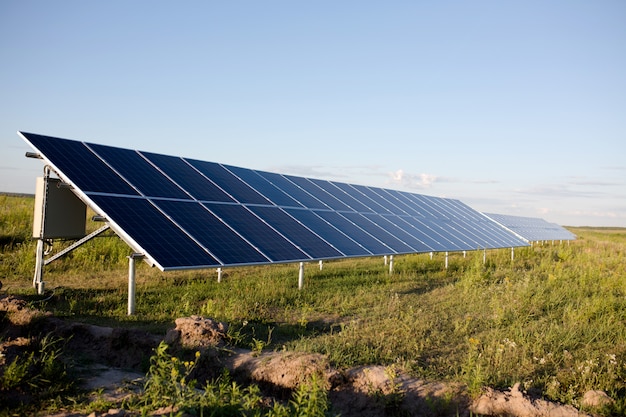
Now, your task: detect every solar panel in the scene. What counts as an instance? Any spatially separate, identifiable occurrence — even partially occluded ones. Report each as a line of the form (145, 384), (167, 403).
(20, 131), (529, 271)
(483, 213), (576, 242)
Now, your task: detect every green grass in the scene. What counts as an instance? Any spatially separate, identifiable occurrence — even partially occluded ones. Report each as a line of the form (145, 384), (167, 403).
(1, 194), (625, 415)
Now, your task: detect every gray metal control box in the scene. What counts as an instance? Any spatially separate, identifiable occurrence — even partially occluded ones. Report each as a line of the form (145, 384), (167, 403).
(33, 177), (87, 239)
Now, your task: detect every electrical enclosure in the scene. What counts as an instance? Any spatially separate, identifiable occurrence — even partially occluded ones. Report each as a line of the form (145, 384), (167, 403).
(33, 177), (87, 239)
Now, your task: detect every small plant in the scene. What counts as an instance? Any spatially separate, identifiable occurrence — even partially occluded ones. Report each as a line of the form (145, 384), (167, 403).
(0, 334), (74, 410)
(289, 372), (331, 417)
(383, 365), (405, 413)
(251, 326), (274, 356)
(142, 341), (200, 409)
(139, 341), (332, 416)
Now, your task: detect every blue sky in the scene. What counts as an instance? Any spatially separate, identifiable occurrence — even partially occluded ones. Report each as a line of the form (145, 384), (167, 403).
(1, 1), (625, 227)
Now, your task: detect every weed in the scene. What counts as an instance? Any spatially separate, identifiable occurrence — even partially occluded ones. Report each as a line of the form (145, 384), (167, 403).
(138, 341), (332, 416)
(0, 334), (74, 410)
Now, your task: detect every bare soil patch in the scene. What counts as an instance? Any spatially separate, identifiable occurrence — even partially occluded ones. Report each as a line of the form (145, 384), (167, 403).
(0, 295), (595, 416)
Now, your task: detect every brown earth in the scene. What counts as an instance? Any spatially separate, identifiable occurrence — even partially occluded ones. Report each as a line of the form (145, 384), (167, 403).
(0, 295), (599, 416)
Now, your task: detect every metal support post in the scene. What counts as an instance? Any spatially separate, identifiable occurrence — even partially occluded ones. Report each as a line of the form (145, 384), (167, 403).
(217, 267), (222, 283)
(33, 166), (51, 294)
(128, 253), (143, 315)
(463, 250), (466, 258)
(445, 251), (449, 269)
(33, 239), (45, 294)
(429, 252), (433, 260)
(384, 255), (388, 266)
(511, 247), (514, 261)
(389, 255), (394, 274)
(319, 260), (323, 271)
(298, 262), (304, 290)
(483, 249), (486, 265)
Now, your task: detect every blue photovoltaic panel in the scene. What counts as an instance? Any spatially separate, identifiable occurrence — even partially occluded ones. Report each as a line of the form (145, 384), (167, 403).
(405, 194), (444, 218)
(20, 131), (530, 272)
(429, 219), (472, 250)
(332, 182), (387, 213)
(141, 152), (235, 203)
(247, 206), (343, 259)
(384, 215), (447, 252)
(283, 208), (371, 257)
(152, 199), (269, 265)
(88, 194), (220, 269)
(340, 212), (415, 253)
(314, 210), (393, 254)
(378, 189), (424, 217)
(88, 143), (191, 200)
(203, 202), (310, 262)
(285, 176), (354, 212)
(357, 185), (407, 215)
(483, 213), (576, 242)
(20, 132), (139, 196)
(224, 165), (304, 207)
(323, 181), (376, 213)
(186, 159), (271, 205)
(362, 213), (431, 252)
(257, 171), (329, 210)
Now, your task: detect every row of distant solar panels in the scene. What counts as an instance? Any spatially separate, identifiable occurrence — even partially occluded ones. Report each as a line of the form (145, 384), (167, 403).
(20, 132), (529, 271)
(484, 213), (576, 242)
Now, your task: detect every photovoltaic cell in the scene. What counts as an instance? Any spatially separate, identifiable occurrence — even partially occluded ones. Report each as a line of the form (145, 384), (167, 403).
(314, 210), (393, 254)
(87, 194), (219, 269)
(362, 214), (431, 252)
(20, 132), (138, 196)
(20, 131), (531, 272)
(247, 206), (343, 259)
(224, 165), (304, 207)
(256, 171), (328, 209)
(483, 213), (576, 242)
(283, 208), (371, 257)
(88, 143), (190, 200)
(203, 202), (310, 262)
(152, 199), (268, 265)
(186, 159), (271, 205)
(141, 152), (235, 203)
(339, 212), (415, 253)
(285, 176), (353, 212)
(342, 184), (392, 214)
(357, 185), (407, 215)
(384, 216), (446, 252)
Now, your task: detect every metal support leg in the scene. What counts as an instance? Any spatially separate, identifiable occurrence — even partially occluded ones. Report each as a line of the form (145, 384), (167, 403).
(384, 255), (388, 266)
(128, 257), (136, 315)
(389, 255), (394, 274)
(319, 260), (323, 271)
(429, 252), (433, 260)
(128, 253), (143, 315)
(511, 247), (514, 261)
(298, 262), (304, 290)
(445, 251), (449, 269)
(33, 239), (45, 294)
(217, 267), (222, 283)
(483, 249), (486, 265)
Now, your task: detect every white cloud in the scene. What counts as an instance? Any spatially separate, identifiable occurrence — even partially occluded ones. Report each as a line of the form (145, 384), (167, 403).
(389, 169), (438, 189)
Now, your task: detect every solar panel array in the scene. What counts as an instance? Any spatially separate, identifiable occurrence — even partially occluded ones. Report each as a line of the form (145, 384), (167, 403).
(483, 213), (576, 242)
(20, 132), (529, 271)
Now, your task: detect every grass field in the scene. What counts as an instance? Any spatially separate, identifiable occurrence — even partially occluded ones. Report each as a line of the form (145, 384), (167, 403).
(1, 194), (625, 415)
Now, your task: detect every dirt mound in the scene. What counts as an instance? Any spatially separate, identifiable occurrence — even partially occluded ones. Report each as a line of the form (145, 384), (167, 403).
(473, 383), (585, 417)
(164, 315), (228, 350)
